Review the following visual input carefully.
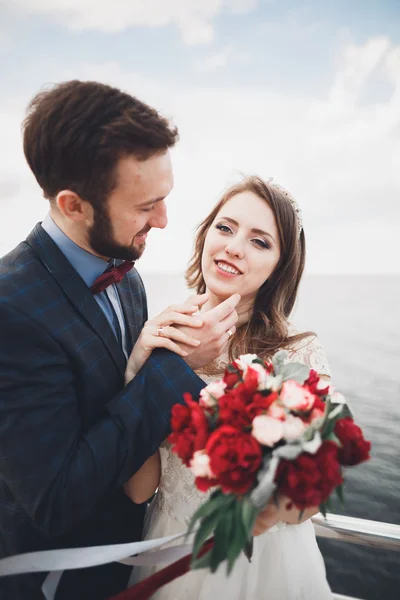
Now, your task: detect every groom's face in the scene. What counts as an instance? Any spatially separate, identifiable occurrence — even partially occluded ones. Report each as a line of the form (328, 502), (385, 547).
(88, 152), (173, 261)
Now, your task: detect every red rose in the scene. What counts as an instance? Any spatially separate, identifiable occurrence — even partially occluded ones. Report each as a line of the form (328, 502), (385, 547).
(307, 395), (326, 422)
(246, 392), (278, 420)
(168, 429), (195, 466)
(218, 390), (251, 430)
(311, 396), (326, 413)
(274, 441), (343, 510)
(170, 404), (191, 430)
(223, 364), (242, 388)
(306, 369), (329, 396)
(334, 417), (371, 466)
(242, 367), (260, 394)
(168, 393), (209, 466)
(195, 476), (217, 493)
(205, 425), (262, 494)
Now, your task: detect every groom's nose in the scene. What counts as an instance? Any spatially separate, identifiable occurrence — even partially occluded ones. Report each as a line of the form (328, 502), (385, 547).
(149, 201), (168, 230)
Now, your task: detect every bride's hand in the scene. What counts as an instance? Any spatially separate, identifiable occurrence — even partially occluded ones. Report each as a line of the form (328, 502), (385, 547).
(125, 294), (208, 384)
(252, 495), (319, 536)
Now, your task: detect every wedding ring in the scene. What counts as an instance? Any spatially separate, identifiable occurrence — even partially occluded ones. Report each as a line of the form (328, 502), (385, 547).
(227, 328), (233, 340)
(156, 326), (165, 337)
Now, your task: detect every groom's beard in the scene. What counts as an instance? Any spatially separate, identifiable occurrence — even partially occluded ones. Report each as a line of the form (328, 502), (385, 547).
(88, 206), (145, 261)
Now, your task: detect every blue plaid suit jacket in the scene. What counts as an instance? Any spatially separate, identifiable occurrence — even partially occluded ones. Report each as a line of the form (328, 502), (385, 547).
(0, 224), (205, 600)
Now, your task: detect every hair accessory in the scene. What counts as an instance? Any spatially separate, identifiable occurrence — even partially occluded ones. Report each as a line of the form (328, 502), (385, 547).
(267, 177), (303, 237)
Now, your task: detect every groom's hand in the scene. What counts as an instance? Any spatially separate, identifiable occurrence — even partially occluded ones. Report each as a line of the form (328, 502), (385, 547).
(182, 293), (240, 371)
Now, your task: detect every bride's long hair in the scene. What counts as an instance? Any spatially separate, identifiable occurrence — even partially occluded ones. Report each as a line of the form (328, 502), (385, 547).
(186, 175), (313, 364)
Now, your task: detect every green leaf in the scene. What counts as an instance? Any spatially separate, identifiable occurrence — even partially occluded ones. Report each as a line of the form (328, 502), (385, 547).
(340, 403), (353, 420)
(280, 362), (309, 384)
(253, 358), (264, 365)
(272, 350), (289, 374)
(327, 404), (344, 420)
(192, 510), (221, 560)
(191, 547), (213, 571)
(324, 496), (334, 514)
(320, 396), (331, 430)
(209, 510), (232, 573)
(187, 490), (230, 535)
(321, 417), (335, 438)
(336, 484), (345, 508)
(241, 497), (258, 541)
(243, 538), (254, 563)
(226, 501), (248, 574)
(319, 502), (327, 518)
(324, 432), (340, 444)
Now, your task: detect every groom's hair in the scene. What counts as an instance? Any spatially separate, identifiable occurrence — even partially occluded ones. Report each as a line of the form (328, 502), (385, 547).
(22, 80), (179, 207)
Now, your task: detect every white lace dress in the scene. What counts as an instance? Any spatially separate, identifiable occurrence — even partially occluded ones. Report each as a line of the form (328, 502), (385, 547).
(136, 335), (333, 599)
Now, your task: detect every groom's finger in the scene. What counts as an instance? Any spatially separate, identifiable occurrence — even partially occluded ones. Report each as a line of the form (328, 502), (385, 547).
(163, 294), (209, 316)
(185, 293), (209, 310)
(205, 294), (241, 324)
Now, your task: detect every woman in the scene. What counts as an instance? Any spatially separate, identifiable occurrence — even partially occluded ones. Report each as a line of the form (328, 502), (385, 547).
(124, 176), (333, 599)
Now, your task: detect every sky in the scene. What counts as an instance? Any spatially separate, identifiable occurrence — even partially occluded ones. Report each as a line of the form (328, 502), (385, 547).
(0, 0), (399, 274)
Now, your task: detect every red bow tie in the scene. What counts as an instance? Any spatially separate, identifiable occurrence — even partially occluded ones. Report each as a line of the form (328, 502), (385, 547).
(90, 260), (135, 295)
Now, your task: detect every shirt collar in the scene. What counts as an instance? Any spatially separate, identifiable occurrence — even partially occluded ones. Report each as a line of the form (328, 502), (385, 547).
(41, 214), (109, 288)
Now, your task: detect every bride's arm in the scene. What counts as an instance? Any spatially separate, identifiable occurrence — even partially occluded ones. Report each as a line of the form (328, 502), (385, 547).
(123, 451), (161, 504)
(253, 496), (319, 535)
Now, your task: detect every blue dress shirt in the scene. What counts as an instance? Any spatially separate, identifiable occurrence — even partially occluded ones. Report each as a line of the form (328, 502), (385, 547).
(41, 215), (129, 358)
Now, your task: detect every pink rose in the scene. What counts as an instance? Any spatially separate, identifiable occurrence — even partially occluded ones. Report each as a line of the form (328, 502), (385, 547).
(283, 415), (306, 440)
(235, 354), (259, 376)
(280, 381), (315, 411)
(267, 401), (286, 421)
(190, 450), (215, 478)
(252, 415), (284, 447)
(199, 381), (227, 407)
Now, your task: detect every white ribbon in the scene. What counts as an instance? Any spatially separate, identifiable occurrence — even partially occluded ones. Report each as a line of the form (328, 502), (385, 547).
(0, 533), (194, 600)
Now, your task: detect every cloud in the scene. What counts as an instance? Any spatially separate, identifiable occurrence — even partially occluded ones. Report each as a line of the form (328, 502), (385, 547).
(194, 45), (251, 72)
(329, 37), (390, 107)
(5, 0), (260, 45)
(1, 35), (399, 273)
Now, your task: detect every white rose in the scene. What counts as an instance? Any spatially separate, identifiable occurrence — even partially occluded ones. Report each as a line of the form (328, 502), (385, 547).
(283, 415), (306, 441)
(235, 354), (259, 375)
(190, 450), (214, 478)
(252, 415), (284, 447)
(265, 374), (282, 392)
(199, 381), (227, 407)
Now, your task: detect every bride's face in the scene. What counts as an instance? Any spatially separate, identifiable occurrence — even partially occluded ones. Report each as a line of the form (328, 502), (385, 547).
(201, 191), (281, 303)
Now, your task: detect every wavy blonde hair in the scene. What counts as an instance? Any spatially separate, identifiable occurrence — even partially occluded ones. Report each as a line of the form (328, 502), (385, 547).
(186, 176), (313, 365)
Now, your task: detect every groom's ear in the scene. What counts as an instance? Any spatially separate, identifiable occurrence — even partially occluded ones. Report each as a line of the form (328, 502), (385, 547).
(56, 190), (92, 223)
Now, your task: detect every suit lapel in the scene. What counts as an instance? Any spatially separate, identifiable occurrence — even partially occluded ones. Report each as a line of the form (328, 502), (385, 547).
(117, 276), (142, 354)
(26, 224), (127, 376)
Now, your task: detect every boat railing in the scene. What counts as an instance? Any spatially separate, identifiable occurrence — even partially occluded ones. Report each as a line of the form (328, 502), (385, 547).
(311, 513), (400, 600)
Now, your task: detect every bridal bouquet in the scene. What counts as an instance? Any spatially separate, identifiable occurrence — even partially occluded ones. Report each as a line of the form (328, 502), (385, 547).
(167, 351), (371, 575)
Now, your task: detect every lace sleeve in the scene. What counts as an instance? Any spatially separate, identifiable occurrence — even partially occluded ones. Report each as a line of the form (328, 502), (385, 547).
(287, 334), (331, 378)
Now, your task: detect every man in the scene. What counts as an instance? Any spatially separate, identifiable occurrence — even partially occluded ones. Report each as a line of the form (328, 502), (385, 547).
(0, 80), (239, 600)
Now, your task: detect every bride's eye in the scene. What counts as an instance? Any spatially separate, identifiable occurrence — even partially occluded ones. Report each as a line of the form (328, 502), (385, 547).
(253, 238), (270, 249)
(215, 223), (232, 233)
